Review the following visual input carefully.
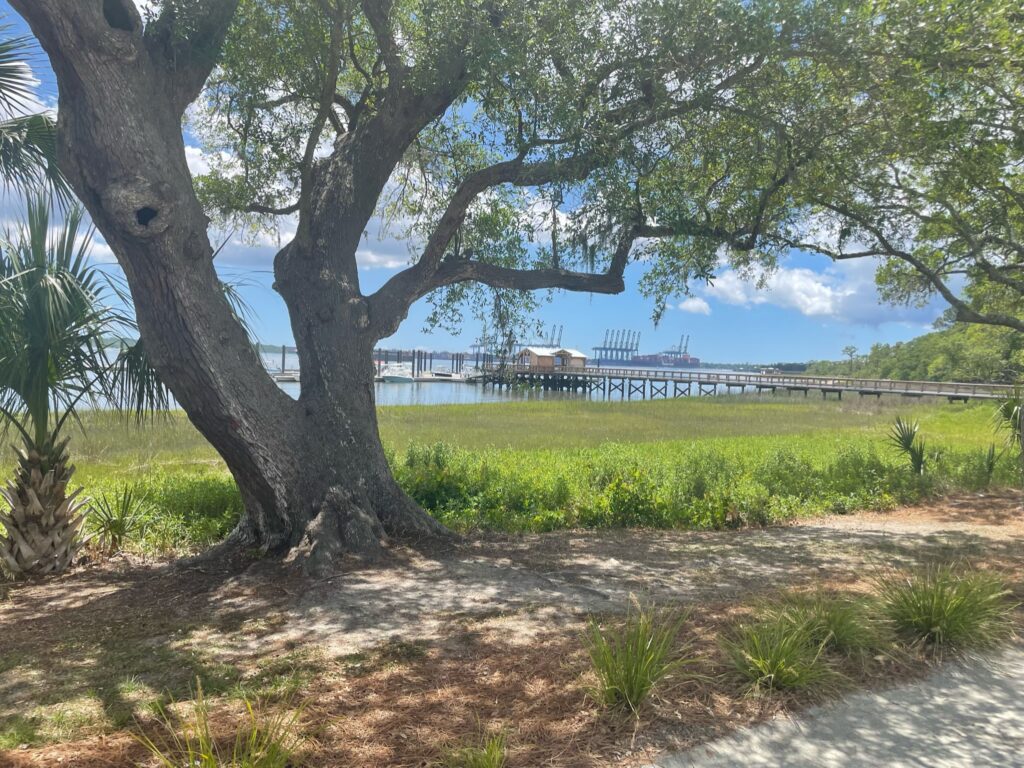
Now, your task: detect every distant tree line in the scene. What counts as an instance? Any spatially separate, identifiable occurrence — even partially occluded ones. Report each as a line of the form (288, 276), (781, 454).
(806, 325), (1023, 383)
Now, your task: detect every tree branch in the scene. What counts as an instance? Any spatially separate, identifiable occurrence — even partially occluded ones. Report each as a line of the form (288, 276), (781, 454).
(364, 153), (602, 336)
(367, 227), (638, 340)
(144, 0), (241, 114)
(359, 0), (407, 82)
(805, 200), (1024, 333)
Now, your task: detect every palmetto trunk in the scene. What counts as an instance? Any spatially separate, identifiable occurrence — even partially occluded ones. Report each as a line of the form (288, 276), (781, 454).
(0, 435), (88, 577)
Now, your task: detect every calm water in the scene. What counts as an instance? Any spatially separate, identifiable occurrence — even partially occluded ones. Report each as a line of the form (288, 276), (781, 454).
(262, 353), (745, 407)
(274, 379), (578, 406)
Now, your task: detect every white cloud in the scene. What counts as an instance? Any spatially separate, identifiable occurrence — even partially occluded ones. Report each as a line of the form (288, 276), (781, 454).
(184, 145), (212, 177)
(88, 238), (118, 264)
(703, 257), (940, 326)
(676, 296), (711, 315)
(356, 247), (408, 270)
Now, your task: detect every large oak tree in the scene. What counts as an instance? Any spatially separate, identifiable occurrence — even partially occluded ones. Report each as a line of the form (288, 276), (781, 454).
(13, 0), (1014, 572)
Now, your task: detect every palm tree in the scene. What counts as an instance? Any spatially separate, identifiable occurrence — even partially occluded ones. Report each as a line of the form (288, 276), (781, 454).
(0, 196), (166, 577)
(0, 24), (67, 197)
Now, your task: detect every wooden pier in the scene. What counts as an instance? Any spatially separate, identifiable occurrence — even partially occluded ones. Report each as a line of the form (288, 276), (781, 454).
(481, 365), (1013, 402)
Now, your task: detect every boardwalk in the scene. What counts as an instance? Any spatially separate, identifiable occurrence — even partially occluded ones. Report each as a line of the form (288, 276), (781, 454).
(482, 365), (1014, 402)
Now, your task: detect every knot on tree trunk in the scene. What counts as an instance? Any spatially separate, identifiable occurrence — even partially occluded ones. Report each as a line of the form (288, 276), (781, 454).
(287, 485), (386, 576)
(101, 179), (174, 238)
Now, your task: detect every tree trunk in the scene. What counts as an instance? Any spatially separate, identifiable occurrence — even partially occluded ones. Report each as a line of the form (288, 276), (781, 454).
(228, 340), (449, 575)
(10, 0), (449, 575)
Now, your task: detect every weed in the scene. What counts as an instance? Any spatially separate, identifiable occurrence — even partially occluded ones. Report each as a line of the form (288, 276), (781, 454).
(441, 731), (507, 768)
(135, 680), (304, 768)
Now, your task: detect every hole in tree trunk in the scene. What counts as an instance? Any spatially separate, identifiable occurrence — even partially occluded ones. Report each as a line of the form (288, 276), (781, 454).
(103, 0), (137, 31)
(135, 207), (158, 226)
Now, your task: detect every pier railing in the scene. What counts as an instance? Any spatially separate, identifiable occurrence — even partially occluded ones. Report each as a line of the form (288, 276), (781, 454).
(483, 364), (1015, 400)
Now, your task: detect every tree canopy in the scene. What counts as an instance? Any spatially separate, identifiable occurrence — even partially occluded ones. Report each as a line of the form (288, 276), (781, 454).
(808, 324), (1024, 383)
(180, 0), (1024, 334)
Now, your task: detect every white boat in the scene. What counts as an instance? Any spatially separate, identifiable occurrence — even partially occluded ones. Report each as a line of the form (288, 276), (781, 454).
(380, 363), (415, 383)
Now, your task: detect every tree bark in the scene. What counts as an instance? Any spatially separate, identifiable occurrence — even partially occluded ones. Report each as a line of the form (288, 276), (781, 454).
(229, 347), (449, 575)
(11, 0), (448, 575)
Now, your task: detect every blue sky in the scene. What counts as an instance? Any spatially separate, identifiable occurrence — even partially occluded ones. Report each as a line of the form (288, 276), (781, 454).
(4, 5), (946, 364)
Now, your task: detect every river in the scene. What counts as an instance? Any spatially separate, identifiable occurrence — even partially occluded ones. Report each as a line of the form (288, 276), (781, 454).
(261, 353), (746, 406)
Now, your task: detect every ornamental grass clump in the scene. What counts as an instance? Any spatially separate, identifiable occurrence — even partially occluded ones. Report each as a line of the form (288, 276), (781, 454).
(875, 565), (1016, 654)
(762, 593), (886, 656)
(725, 616), (838, 694)
(585, 600), (697, 714)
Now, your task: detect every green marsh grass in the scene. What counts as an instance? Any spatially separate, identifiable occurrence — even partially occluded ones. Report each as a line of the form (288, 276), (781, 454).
(23, 398), (1015, 552)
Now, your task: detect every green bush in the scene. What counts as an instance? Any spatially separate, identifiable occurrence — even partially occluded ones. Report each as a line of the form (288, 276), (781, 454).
(585, 602), (696, 714)
(601, 469), (663, 527)
(725, 617), (838, 693)
(875, 566), (1017, 653)
(75, 404), (1023, 547)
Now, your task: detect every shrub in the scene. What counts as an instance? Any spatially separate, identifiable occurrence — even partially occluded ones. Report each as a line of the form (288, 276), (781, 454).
(441, 732), (507, 768)
(875, 566), (1017, 653)
(585, 601), (696, 714)
(602, 469), (663, 527)
(821, 445), (889, 497)
(135, 680), (303, 768)
(762, 594), (884, 655)
(725, 617), (837, 693)
(87, 484), (151, 554)
(758, 449), (816, 498)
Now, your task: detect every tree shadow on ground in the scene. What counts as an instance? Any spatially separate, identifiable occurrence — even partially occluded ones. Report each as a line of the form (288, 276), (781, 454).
(0, 523), (1021, 763)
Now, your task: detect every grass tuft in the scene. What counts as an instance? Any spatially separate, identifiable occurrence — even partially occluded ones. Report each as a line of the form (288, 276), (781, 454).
(875, 565), (1017, 653)
(762, 593), (886, 655)
(725, 617), (838, 694)
(585, 601), (696, 714)
(135, 680), (304, 768)
(440, 731), (507, 768)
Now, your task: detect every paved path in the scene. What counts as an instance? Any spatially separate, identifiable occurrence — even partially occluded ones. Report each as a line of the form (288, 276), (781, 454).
(652, 648), (1024, 768)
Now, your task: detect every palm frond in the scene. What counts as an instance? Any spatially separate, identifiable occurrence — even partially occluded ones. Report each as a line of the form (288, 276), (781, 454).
(0, 114), (69, 199)
(0, 23), (70, 199)
(110, 338), (171, 423)
(0, 28), (38, 113)
(888, 416), (926, 475)
(0, 194), (112, 444)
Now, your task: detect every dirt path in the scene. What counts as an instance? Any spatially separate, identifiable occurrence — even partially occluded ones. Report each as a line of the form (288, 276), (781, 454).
(1, 490), (1021, 766)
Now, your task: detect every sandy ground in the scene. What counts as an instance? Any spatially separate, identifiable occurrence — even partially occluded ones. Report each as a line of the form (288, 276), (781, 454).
(1, 490), (1022, 766)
